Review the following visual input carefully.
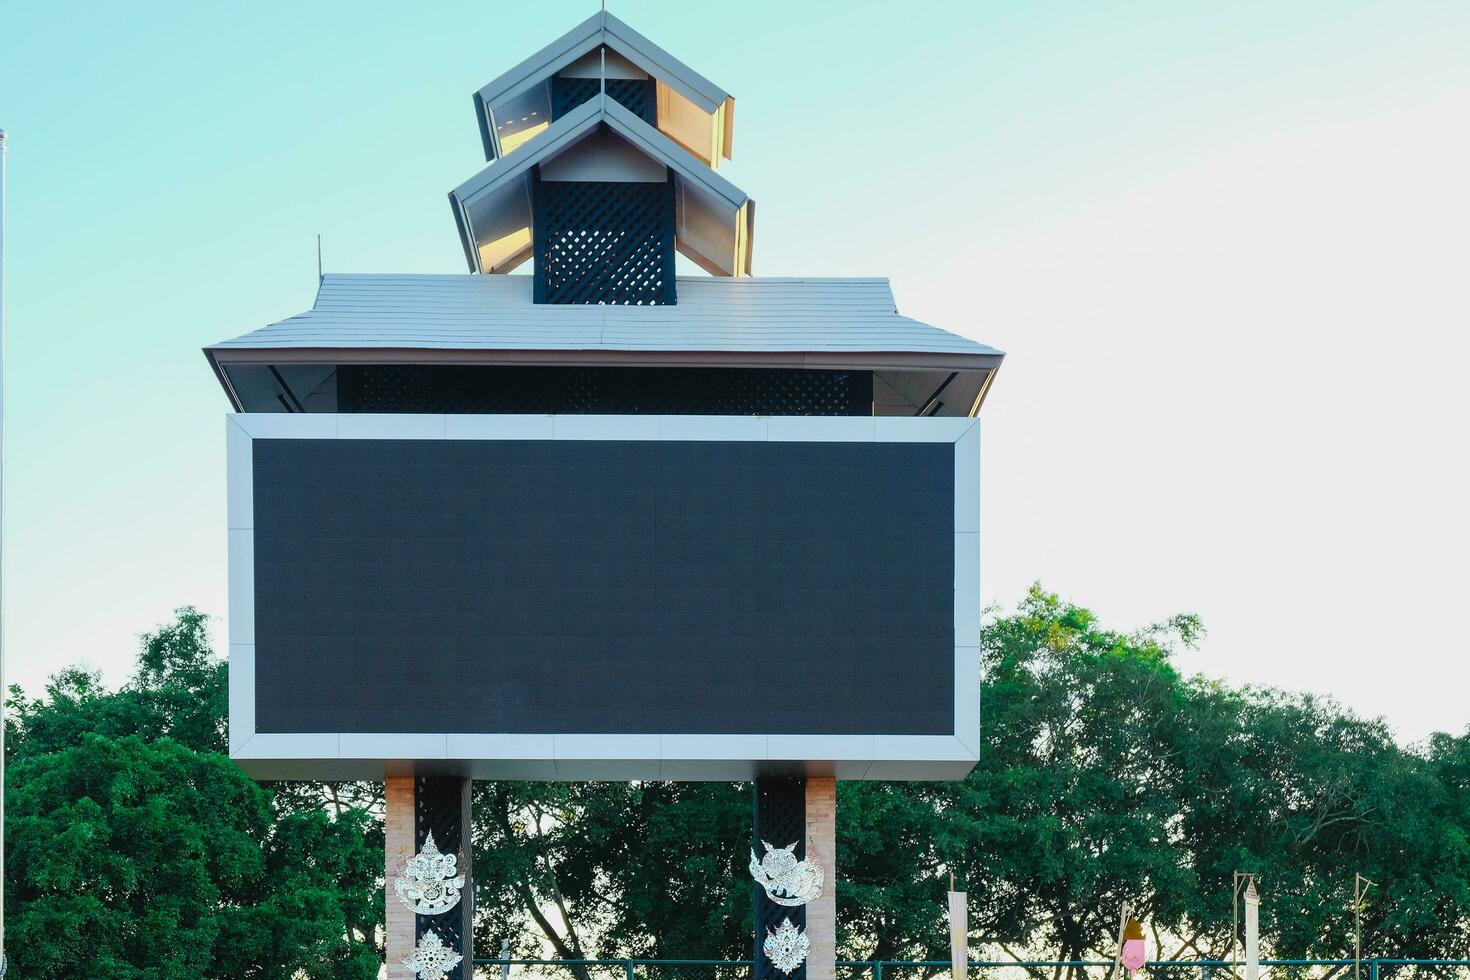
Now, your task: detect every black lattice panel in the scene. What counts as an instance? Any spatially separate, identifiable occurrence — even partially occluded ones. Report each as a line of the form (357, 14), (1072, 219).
(415, 777), (473, 980)
(700, 369), (871, 416)
(754, 778), (807, 980)
(552, 74), (656, 124)
(607, 78), (655, 123)
(533, 173), (676, 306)
(336, 366), (872, 416)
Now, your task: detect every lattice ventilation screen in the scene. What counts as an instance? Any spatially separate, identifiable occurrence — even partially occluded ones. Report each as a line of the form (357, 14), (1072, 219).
(551, 75), (656, 124)
(754, 779), (809, 980)
(336, 366), (874, 416)
(413, 778), (468, 980)
(534, 177), (675, 305)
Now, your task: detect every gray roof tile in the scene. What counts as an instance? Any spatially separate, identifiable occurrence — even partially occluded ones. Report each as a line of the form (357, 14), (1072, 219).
(207, 274), (1002, 357)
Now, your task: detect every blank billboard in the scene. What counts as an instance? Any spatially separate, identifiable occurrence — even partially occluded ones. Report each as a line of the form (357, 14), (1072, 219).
(227, 414), (979, 780)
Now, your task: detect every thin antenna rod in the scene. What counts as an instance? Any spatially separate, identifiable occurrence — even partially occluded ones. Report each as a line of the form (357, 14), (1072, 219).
(316, 234), (323, 282)
(1107, 902), (1130, 980)
(0, 125), (10, 980)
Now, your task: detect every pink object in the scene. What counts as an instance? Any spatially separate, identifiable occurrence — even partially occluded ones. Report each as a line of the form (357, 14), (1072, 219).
(1121, 939), (1146, 974)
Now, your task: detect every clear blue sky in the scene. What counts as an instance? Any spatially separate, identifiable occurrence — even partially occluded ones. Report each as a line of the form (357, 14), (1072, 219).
(3, 1), (1467, 739)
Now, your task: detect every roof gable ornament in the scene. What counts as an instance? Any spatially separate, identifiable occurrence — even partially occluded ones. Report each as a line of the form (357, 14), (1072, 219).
(473, 11), (734, 167)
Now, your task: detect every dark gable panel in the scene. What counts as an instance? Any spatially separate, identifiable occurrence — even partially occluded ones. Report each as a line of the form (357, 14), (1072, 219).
(336, 366), (873, 416)
(252, 438), (954, 735)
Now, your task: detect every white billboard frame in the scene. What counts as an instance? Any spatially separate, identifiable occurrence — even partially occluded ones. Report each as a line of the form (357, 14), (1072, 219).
(227, 413), (980, 781)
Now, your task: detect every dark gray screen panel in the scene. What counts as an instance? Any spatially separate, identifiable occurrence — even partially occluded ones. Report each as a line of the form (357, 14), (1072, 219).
(252, 439), (954, 735)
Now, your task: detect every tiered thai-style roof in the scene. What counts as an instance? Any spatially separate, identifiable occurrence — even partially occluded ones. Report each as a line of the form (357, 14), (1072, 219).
(206, 11), (1003, 416)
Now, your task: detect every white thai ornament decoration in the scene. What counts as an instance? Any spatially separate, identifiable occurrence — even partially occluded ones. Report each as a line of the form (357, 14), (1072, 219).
(394, 832), (465, 915)
(403, 930), (462, 980)
(749, 839), (824, 907)
(764, 917), (811, 975)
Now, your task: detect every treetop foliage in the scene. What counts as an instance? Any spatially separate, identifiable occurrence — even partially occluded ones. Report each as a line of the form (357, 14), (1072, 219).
(4, 608), (382, 980)
(6, 588), (1470, 978)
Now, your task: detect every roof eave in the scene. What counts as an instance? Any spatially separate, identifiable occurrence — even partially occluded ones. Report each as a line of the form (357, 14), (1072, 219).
(450, 96), (601, 208)
(202, 347), (246, 411)
(448, 191), (479, 272)
(969, 361), (1003, 415)
(206, 346), (1004, 373)
(474, 12), (605, 124)
(473, 90), (498, 161)
(601, 12), (728, 111)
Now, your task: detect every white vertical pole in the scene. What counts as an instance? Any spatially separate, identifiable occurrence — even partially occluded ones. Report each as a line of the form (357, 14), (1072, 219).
(1109, 902), (1130, 980)
(0, 124), (10, 979)
(947, 879), (968, 980)
(1244, 881), (1260, 980)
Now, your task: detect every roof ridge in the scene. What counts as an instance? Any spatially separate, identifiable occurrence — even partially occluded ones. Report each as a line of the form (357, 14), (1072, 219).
(474, 11), (730, 119)
(452, 97), (747, 211)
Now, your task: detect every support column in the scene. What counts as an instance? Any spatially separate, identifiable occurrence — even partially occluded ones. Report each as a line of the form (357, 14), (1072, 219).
(414, 776), (475, 980)
(386, 777), (417, 980)
(386, 775), (474, 980)
(804, 777), (837, 980)
(754, 777), (808, 980)
(753, 776), (836, 980)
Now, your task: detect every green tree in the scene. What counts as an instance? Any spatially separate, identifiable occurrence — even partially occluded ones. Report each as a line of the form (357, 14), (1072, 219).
(836, 586), (1470, 968)
(838, 587), (1204, 965)
(4, 608), (382, 979)
(472, 780), (752, 961)
(11, 592), (1470, 973)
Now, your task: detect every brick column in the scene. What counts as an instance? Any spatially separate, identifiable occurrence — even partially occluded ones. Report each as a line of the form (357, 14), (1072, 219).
(805, 777), (837, 980)
(385, 776), (417, 980)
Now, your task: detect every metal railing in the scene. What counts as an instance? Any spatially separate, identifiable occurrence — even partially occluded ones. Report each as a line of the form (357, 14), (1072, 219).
(469, 961), (750, 980)
(469, 960), (1470, 980)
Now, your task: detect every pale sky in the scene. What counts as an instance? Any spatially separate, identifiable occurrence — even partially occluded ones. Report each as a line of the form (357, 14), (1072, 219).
(2, 1), (1467, 741)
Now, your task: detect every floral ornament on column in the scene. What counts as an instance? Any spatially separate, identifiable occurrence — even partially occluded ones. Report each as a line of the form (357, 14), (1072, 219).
(764, 917), (811, 975)
(394, 832), (465, 915)
(404, 930), (463, 980)
(749, 839), (824, 907)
